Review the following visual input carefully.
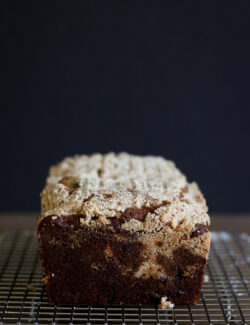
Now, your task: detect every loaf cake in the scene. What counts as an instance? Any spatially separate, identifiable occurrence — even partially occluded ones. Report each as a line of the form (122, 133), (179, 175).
(37, 153), (211, 305)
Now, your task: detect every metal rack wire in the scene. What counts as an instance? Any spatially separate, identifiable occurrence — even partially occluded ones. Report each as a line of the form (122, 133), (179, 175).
(0, 231), (249, 324)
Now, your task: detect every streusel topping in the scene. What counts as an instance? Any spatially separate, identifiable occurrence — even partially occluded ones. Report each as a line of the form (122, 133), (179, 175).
(41, 153), (209, 229)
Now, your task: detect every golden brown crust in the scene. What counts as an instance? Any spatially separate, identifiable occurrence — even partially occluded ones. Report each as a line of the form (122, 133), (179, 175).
(41, 153), (209, 231)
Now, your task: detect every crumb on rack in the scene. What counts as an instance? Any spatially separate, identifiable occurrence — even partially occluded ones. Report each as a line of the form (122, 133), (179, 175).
(204, 275), (209, 283)
(158, 296), (175, 310)
(27, 284), (36, 292)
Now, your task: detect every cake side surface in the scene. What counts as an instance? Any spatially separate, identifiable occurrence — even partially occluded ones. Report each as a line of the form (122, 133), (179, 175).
(37, 214), (211, 305)
(38, 153), (211, 305)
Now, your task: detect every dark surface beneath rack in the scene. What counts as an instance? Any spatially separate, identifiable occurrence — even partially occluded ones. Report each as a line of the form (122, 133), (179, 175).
(0, 231), (249, 325)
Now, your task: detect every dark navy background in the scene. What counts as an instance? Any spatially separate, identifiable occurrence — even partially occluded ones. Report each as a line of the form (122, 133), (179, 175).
(1, 1), (250, 212)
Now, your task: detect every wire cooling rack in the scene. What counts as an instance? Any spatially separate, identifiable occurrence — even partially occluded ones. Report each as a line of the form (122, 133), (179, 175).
(0, 231), (249, 325)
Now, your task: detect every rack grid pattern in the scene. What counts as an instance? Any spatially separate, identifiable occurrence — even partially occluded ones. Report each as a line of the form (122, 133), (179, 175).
(0, 231), (249, 324)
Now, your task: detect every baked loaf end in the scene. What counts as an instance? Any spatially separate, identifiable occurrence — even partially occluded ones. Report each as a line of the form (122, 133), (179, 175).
(37, 153), (211, 305)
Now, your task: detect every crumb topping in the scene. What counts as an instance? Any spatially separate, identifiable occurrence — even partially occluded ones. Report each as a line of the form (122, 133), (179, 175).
(41, 152), (209, 230)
